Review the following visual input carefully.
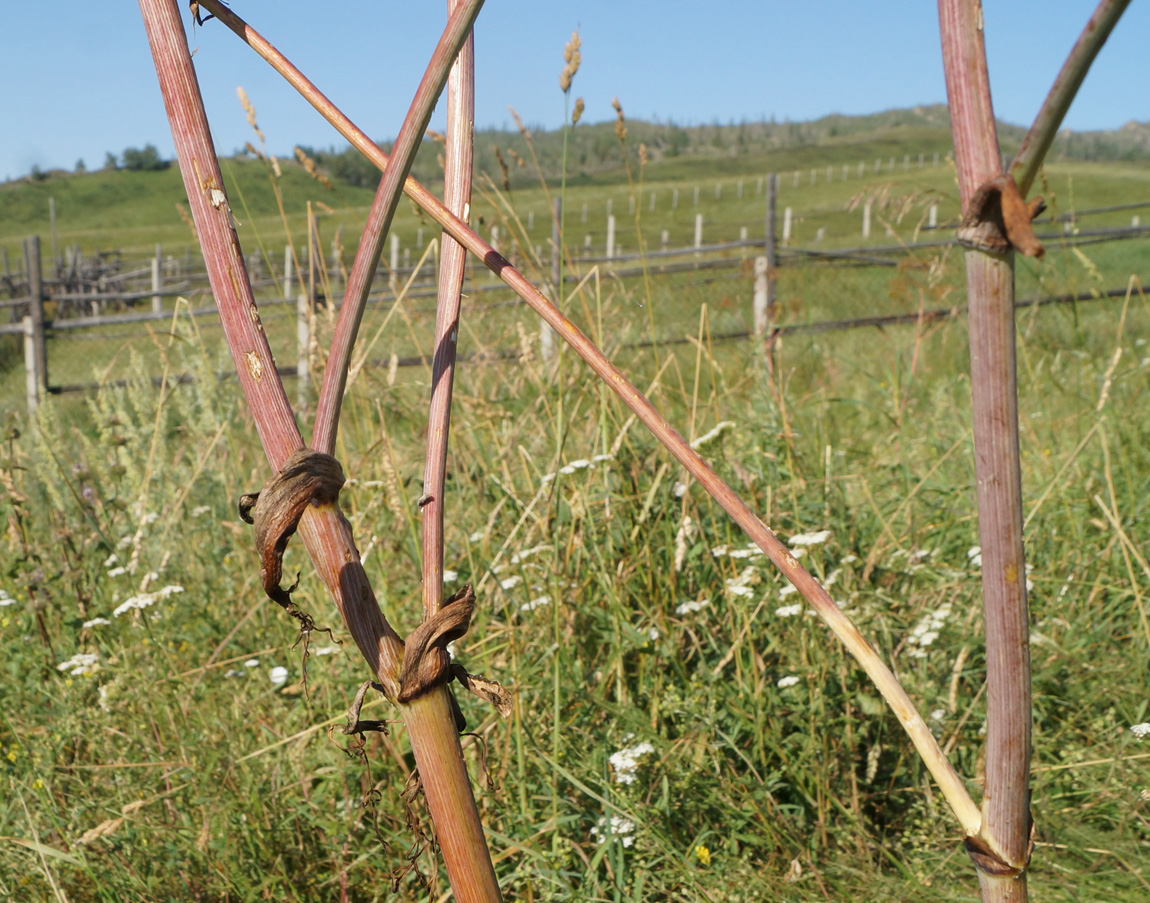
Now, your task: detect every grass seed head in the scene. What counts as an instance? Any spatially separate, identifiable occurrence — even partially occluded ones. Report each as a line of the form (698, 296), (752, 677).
(560, 30), (582, 93)
(236, 86), (264, 144)
(294, 146), (333, 191)
(612, 97), (627, 143)
(572, 97), (585, 125)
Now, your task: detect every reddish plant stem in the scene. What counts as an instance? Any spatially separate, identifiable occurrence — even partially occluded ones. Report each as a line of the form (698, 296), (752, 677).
(421, 2), (474, 620)
(198, 0), (983, 834)
(141, 4), (499, 899)
(939, 1), (1031, 898)
(137, 0), (405, 689)
(1011, 0), (1132, 196)
(311, 0), (484, 455)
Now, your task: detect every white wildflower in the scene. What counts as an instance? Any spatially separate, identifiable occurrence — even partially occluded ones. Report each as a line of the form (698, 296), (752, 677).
(82, 617), (111, 628)
(269, 666), (288, 686)
(106, 567), (127, 578)
(673, 515), (695, 573)
(777, 675), (800, 689)
(112, 593), (157, 617)
(725, 566), (757, 598)
(103, 554), (119, 567)
(57, 652), (100, 677)
(116, 535), (134, 549)
(0, 590), (16, 607)
(559, 465), (576, 475)
(312, 646), (340, 656)
(157, 585), (184, 597)
(728, 548), (762, 559)
(675, 598), (709, 616)
(841, 554), (859, 564)
(244, 659), (261, 668)
(469, 531), (485, 543)
(789, 547), (807, 559)
(608, 736), (655, 785)
(789, 530), (831, 547)
(590, 814), (635, 846)
(443, 569), (459, 582)
(647, 627), (660, 641)
(824, 568), (842, 587)
(930, 709), (946, 722)
(1131, 723), (1150, 740)
(568, 459), (592, 470)
(592, 453), (614, 463)
(710, 544), (730, 557)
(97, 685), (110, 712)
(673, 481), (688, 498)
(775, 604), (802, 618)
(540, 472), (556, 484)
(967, 546), (982, 568)
(520, 595), (550, 612)
(191, 505), (211, 517)
(141, 512), (159, 525)
(509, 544), (548, 565)
(690, 421), (735, 449)
(500, 575), (523, 591)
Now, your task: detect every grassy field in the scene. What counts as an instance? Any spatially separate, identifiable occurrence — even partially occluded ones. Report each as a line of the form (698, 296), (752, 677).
(1, 128), (1149, 901)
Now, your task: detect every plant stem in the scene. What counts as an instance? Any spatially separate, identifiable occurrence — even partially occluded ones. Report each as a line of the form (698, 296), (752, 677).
(939, 1), (1032, 898)
(137, 0), (405, 686)
(420, 0), (475, 621)
(1011, 0), (1132, 197)
(199, 0), (982, 836)
(310, 0), (484, 455)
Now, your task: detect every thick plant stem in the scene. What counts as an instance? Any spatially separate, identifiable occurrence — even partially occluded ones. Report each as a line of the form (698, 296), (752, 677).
(137, 0), (406, 683)
(421, 0), (475, 620)
(140, 4), (498, 900)
(939, 0), (1032, 897)
(1011, 0), (1132, 196)
(310, 0), (484, 455)
(198, 0), (983, 835)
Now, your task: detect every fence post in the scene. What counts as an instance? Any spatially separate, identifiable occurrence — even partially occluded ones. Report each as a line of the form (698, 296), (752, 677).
(929, 204), (938, 228)
(661, 230), (669, 250)
(862, 202), (872, 238)
(152, 243), (163, 313)
(758, 173), (777, 337)
(606, 215), (616, 259)
(23, 236), (47, 395)
(23, 316), (39, 415)
(672, 188), (679, 210)
(296, 291), (309, 405)
(283, 246), (294, 300)
(541, 197), (559, 362)
(694, 213), (703, 250)
(49, 198), (59, 275)
(782, 207), (792, 245)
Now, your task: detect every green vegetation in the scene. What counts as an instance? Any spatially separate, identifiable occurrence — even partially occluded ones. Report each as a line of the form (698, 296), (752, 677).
(0, 111), (1148, 900)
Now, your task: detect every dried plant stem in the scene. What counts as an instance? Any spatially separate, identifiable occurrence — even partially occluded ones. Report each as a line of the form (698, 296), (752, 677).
(939, 1), (1032, 898)
(310, 0), (484, 455)
(1011, 0), (1132, 196)
(198, 0), (982, 835)
(421, 0), (475, 620)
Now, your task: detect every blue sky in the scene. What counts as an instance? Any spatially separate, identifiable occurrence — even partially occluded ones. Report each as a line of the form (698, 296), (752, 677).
(1, 1), (1146, 182)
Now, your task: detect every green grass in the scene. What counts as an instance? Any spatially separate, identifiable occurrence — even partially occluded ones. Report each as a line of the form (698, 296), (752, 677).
(1, 127), (1149, 901)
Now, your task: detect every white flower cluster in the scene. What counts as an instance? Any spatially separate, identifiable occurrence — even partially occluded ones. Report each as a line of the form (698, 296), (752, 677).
(690, 421), (735, 450)
(82, 617), (111, 628)
(539, 453), (614, 485)
(57, 652), (100, 677)
(590, 814), (635, 847)
(775, 603), (802, 618)
(710, 543), (764, 561)
(789, 530), (832, 547)
(269, 666), (288, 686)
(608, 735), (655, 784)
(725, 566), (757, 598)
(112, 584), (184, 617)
(777, 675), (800, 689)
(0, 589), (15, 607)
(906, 603), (953, 658)
(1131, 722), (1150, 740)
(191, 505), (212, 517)
(674, 598), (709, 616)
(520, 595), (550, 612)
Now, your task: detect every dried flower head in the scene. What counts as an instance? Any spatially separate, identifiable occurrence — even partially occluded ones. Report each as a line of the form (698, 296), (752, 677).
(237, 86), (264, 144)
(639, 143), (648, 167)
(507, 148), (525, 168)
(493, 145), (511, 192)
(294, 146), (333, 191)
(559, 30), (581, 93)
(572, 97), (585, 125)
(426, 128), (446, 146)
(612, 98), (627, 143)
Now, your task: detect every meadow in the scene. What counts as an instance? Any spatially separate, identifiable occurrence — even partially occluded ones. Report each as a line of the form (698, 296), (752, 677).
(1, 129), (1149, 901)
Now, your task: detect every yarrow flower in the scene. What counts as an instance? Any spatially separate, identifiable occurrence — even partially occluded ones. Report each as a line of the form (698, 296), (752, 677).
(312, 646), (340, 656)
(725, 566), (757, 598)
(106, 567), (127, 578)
(777, 675), (800, 689)
(590, 814), (635, 847)
(675, 598), (709, 616)
(609, 735), (655, 785)
(0, 589), (16, 607)
(520, 595), (550, 612)
(775, 604), (802, 618)
(82, 617), (111, 628)
(906, 603), (953, 658)
(1131, 723), (1150, 740)
(269, 666), (289, 686)
(500, 575), (523, 591)
(789, 530), (832, 547)
(57, 652), (100, 677)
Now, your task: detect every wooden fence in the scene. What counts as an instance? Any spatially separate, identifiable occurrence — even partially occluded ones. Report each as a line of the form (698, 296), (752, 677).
(4, 183), (1149, 414)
